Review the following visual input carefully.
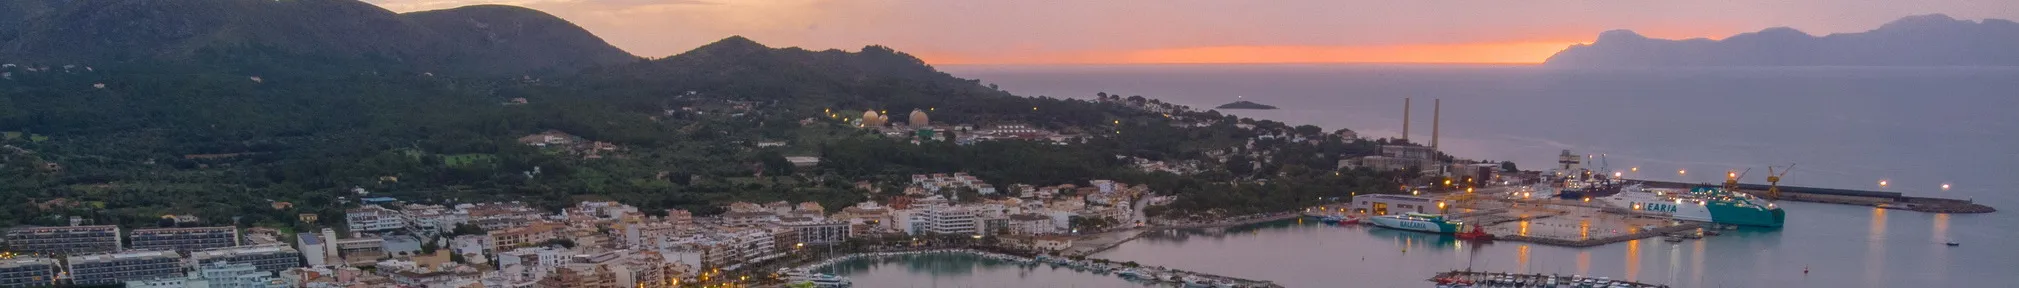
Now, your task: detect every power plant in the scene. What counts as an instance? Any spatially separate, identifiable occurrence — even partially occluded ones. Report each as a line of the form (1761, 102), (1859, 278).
(1400, 97), (1441, 150)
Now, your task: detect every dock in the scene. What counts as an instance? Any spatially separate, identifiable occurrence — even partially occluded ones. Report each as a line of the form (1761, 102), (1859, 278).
(1633, 180), (1995, 213)
(794, 249), (1283, 288)
(1431, 270), (1671, 288)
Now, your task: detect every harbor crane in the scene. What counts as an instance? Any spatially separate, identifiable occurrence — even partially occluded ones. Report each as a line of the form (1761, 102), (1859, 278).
(1723, 168), (1751, 193)
(1765, 164), (1795, 200)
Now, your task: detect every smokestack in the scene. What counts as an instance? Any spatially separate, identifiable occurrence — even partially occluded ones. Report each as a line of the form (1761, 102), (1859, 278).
(1402, 98), (1411, 142)
(1432, 99), (1440, 149)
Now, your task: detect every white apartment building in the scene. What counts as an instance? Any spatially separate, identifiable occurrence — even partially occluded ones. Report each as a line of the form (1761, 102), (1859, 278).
(345, 205), (406, 233)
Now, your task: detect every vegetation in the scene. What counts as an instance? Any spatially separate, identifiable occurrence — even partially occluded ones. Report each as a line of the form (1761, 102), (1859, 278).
(0, 35), (1415, 230)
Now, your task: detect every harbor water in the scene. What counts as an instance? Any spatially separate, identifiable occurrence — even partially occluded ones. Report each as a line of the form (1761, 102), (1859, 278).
(831, 65), (2019, 287)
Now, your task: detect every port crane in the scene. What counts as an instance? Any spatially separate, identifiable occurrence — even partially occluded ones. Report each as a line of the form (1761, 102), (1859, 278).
(1723, 168), (1751, 193)
(1765, 164), (1795, 200)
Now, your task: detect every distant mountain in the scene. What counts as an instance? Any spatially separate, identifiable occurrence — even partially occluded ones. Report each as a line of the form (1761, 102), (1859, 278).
(1545, 14), (2019, 67)
(0, 0), (635, 75)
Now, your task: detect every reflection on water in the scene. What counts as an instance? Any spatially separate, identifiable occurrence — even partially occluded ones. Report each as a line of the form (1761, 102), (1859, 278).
(828, 253), (1152, 288)
(1089, 201), (2011, 288)
(1866, 208), (1888, 286)
(834, 202), (2013, 288)
(1624, 240), (1640, 281)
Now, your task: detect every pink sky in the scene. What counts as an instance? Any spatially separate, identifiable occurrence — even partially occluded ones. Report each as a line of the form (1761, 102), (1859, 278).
(368, 0), (2019, 64)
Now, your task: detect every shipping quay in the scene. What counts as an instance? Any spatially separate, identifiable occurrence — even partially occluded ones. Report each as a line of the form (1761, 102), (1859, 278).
(1430, 270), (1671, 288)
(1321, 190), (1733, 249)
(1632, 179), (1996, 213)
(793, 249), (1284, 288)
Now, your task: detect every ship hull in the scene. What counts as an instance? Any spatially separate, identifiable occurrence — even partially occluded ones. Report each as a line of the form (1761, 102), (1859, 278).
(1368, 216), (1461, 234)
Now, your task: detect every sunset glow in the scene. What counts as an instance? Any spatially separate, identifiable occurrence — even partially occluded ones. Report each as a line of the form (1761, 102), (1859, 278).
(916, 41), (1581, 65)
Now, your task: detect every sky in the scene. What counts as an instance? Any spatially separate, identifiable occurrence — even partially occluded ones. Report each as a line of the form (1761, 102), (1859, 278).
(366, 0), (2019, 64)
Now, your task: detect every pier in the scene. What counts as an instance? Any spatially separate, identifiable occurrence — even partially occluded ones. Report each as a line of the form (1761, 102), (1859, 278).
(1431, 270), (1671, 288)
(1633, 180), (1996, 213)
(792, 249), (1284, 288)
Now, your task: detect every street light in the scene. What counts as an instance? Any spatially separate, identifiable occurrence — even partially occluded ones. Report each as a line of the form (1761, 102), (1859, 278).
(1678, 170), (1687, 175)
(1942, 183), (1952, 191)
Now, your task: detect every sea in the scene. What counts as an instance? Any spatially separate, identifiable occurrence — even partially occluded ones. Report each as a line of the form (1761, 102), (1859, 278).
(826, 65), (2019, 287)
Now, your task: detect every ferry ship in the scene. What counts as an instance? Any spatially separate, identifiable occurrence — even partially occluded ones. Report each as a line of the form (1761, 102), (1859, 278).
(1368, 213), (1468, 234)
(1599, 185), (1786, 227)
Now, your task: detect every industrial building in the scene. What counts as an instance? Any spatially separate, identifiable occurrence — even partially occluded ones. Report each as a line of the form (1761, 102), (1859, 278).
(1349, 194), (1447, 216)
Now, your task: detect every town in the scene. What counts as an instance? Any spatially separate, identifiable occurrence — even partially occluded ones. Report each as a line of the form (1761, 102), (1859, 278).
(0, 172), (1179, 287)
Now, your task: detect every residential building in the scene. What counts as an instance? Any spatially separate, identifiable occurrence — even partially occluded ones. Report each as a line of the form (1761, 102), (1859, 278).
(912, 205), (978, 235)
(1005, 213), (1056, 235)
(1033, 235), (1074, 251)
(721, 212), (778, 226)
(345, 205), (406, 233)
(782, 221), (850, 245)
(190, 244), (302, 275)
(294, 232), (329, 267)
(333, 237), (386, 266)
(401, 204), (467, 233)
(3, 225), (120, 255)
(465, 202), (543, 231)
(127, 260), (289, 288)
(66, 250), (182, 286)
(488, 222), (564, 252)
(0, 257), (57, 287)
(129, 226), (240, 253)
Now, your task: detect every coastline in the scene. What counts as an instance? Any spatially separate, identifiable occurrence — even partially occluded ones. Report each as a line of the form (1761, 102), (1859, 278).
(1068, 212), (1306, 256)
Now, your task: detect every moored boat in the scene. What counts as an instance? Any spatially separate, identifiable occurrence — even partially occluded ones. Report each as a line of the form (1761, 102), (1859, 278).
(1599, 185), (1786, 227)
(1368, 213), (1469, 234)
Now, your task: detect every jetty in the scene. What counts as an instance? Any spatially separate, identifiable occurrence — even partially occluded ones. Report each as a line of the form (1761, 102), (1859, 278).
(793, 249), (1283, 288)
(1431, 270), (1671, 288)
(1633, 180), (1995, 213)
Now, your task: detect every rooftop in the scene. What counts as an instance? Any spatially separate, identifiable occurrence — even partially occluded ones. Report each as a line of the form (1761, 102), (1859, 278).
(0, 257), (58, 269)
(192, 244), (299, 259)
(66, 249), (179, 263)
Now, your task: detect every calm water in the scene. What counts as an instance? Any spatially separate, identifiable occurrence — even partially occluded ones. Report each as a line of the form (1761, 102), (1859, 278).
(837, 65), (2019, 287)
(826, 253), (1155, 288)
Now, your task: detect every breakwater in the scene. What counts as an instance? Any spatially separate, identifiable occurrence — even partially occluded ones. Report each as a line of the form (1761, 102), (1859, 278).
(1496, 222), (1704, 248)
(1633, 180), (1995, 214)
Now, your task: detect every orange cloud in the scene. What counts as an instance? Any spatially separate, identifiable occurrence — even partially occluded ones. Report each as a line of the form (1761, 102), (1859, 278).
(919, 41), (1584, 65)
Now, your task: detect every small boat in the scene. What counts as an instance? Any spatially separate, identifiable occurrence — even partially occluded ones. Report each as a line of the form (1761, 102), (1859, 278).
(1320, 215), (1344, 223)
(1946, 242), (1960, 246)
(1663, 235), (1684, 243)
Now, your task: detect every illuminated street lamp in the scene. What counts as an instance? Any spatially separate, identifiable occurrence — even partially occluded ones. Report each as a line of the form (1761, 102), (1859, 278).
(1879, 180), (1889, 188)
(1942, 183), (1952, 191)
(1678, 170), (1687, 175)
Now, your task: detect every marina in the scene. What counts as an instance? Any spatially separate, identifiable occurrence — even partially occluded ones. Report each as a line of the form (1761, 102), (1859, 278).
(1430, 270), (1671, 288)
(795, 249), (1284, 288)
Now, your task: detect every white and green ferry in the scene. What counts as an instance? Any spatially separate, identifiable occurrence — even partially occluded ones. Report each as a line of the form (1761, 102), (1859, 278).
(1601, 185), (1786, 227)
(1368, 212), (1469, 234)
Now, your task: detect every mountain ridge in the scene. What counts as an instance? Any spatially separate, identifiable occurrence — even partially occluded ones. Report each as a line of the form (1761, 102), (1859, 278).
(1545, 14), (2019, 67)
(0, 0), (636, 75)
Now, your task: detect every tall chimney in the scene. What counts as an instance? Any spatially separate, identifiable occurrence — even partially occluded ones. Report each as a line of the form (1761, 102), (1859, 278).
(1402, 98), (1411, 142)
(1432, 98), (1440, 149)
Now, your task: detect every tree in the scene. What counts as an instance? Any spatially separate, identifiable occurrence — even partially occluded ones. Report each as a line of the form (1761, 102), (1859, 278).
(1500, 161), (1518, 172)
(450, 223), (486, 236)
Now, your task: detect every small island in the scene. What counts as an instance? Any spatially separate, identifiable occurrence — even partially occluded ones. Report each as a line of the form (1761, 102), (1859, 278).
(1216, 100), (1278, 110)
